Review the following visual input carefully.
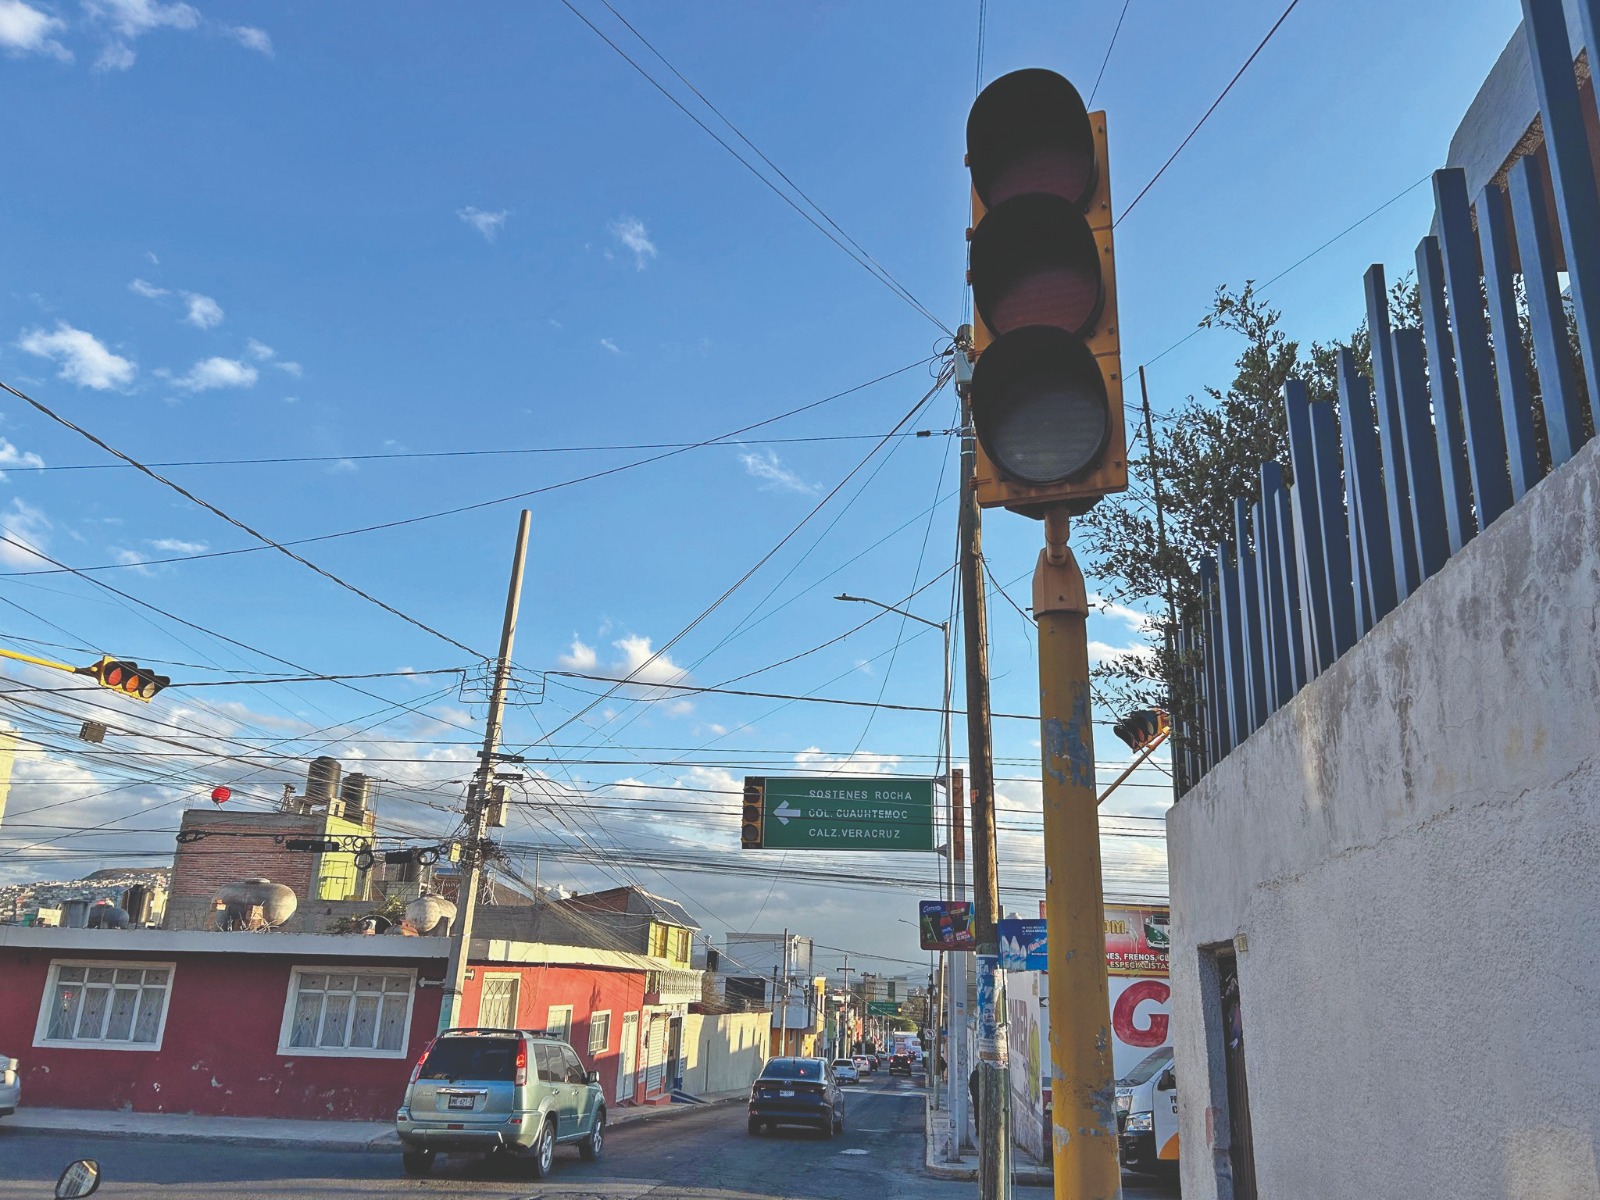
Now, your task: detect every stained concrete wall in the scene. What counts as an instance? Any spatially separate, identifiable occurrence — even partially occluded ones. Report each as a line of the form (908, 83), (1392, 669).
(679, 1012), (768, 1095)
(1168, 435), (1600, 1200)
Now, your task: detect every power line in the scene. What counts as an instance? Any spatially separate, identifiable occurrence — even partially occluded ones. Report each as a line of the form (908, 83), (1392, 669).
(1115, 0), (1302, 227)
(0, 378), (481, 657)
(559, 0), (950, 334)
(1087, 0), (1131, 106)
(0, 358), (934, 580)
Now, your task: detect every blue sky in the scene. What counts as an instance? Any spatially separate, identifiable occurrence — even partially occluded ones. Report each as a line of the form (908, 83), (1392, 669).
(0, 0), (1522, 973)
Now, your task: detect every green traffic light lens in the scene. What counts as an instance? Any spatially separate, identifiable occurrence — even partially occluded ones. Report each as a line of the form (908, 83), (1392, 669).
(971, 326), (1109, 485)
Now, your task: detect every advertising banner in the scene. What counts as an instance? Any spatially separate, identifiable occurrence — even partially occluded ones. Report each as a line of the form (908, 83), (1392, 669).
(1104, 903), (1170, 977)
(997, 917), (1048, 971)
(918, 899), (976, 951)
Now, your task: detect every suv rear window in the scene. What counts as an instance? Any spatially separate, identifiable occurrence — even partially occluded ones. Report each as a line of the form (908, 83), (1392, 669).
(759, 1058), (823, 1080)
(418, 1036), (520, 1081)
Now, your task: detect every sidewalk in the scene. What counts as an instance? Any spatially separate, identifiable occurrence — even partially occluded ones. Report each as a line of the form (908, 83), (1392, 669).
(3, 1090), (747, 1153)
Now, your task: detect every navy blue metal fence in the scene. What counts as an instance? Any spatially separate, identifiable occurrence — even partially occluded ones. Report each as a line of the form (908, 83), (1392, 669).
(1178, 0), (1600, 791)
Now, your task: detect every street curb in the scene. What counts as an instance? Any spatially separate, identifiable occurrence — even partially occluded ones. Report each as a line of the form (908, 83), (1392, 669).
(918, 1090), (1055, 1187)
(4, 1093), (747, 1155)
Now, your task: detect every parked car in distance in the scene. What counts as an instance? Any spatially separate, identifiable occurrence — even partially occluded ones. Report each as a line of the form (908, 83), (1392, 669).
(888, 1052), (912, 1075)
(0, 1053), (19, 1117)
(852, 1053), (873, 1075)
(748, 1057), (844, 1136)
(831, 1058), (860, 1083)
(396, 1028), (605, 1179)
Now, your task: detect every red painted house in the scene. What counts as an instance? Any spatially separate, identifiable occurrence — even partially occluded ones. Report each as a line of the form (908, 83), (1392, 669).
(0, 926), (684, 1121)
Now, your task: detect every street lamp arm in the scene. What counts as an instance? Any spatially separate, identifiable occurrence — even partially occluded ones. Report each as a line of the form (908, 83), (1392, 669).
(835, 593), (947, 633)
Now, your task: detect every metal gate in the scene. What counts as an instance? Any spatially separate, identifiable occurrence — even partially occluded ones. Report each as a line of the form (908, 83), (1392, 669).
(617, 1011), (640, 1103)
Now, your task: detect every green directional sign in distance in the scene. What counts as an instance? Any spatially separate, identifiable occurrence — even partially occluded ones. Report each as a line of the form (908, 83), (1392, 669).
(753, 776), (934, 852)
(867, 1000), (900, 1016)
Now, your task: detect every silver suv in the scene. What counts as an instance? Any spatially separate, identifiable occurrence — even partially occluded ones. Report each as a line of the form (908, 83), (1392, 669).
(396, 1027), (605, 1178)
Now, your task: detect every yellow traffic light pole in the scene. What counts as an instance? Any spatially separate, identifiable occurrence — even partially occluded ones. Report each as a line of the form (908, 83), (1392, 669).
(0, 645), (85, 675)
(1034, 508), (1122, 1198)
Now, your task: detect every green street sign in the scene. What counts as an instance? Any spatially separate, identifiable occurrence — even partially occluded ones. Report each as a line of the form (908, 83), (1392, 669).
(867, 1000), (899, 1016)
(748, 776), (935, 852)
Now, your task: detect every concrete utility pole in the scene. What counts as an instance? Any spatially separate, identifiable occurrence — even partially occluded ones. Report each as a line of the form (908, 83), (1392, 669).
(957, 357), (1011, 1198)
(1035, 508), (1120, 1194)
(778, 928), (791, 1057)
(439, 509), (532, 1033)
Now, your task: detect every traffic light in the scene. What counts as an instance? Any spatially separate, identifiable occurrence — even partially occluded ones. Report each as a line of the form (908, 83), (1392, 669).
(1113, 709), (1169, 752)
(82, 656), (169, 702)
(741, 778), (765, 849)
(964, 68), (1127, 515)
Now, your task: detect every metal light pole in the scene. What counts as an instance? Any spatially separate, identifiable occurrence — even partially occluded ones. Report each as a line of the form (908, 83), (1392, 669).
(835, 592), (966, 1157)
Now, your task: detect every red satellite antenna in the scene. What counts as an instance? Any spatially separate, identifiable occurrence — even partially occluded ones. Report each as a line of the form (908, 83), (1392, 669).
(210, 786), (231, 807)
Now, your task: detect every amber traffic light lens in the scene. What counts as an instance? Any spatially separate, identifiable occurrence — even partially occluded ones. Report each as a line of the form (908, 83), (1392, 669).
(969, 193), (1104, 338)
(966, 68), (1096, 209)
(970, 326), (1109, 484)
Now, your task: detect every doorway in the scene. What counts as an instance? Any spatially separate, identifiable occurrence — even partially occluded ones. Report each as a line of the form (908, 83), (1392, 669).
(618, 1011), (639, 1103)
(1204, 945), (1258, 1200)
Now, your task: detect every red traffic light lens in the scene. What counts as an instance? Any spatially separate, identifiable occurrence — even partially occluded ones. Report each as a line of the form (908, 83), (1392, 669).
(966, 68), (1096, 210)
(100, 662), (126, 687)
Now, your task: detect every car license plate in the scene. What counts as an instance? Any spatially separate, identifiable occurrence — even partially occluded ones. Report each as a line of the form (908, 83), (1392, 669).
(778, 1089), (795, 1097)
(447, 1095), (475, 1109)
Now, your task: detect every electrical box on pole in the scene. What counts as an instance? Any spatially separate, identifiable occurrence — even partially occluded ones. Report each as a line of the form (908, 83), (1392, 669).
(965, 68), (1127, 515)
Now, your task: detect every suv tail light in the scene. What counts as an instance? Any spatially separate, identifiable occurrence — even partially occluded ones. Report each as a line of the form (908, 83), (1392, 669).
(409, 1037), (437, 1084)
(515, 1040), (528, 1087)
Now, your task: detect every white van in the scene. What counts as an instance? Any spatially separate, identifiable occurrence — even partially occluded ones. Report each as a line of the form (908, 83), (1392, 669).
(1114, 1044), (1178, 1176)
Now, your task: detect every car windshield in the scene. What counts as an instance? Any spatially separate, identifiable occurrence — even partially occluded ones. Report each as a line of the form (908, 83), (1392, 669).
(759, 1058), (823, 1080)
(417, 1036), (520, 1081)
(1118, 1046), (1173, 1087)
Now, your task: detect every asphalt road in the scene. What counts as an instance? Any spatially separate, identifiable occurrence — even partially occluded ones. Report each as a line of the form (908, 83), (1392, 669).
(0, 1074), (1178, 1199)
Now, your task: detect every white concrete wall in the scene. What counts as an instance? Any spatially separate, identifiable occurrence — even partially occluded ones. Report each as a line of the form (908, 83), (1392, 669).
(679, 1012), (768, 1095)
(1168, 436), (1600, 1200)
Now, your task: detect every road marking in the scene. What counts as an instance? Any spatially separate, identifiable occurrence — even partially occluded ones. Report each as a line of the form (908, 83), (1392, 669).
(839, 1149), (869, 1156)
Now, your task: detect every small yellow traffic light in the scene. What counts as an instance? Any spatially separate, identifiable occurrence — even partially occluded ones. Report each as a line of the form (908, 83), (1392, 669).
(1112, 709), (1169, 752)
(83, 656), (169, 702)
(740, 778), (765, 849)
(964, 68), (1127, 515)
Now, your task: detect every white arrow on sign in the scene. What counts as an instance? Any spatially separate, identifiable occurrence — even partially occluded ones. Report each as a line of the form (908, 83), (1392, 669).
(773, 800), (800, 826)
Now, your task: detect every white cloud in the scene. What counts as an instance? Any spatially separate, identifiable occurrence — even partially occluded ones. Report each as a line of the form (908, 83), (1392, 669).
(1090, 592), (1154, 633)
(598, 338), (621, 356)
(245, 338), (274, 360)
(18, 322), (137, 390)
(227, 24), (269, 55)
(792, 747), (902, 777)
(110, 546), (156, 576)
(326, 458), (357, 474)
(738, 448), (817, 495)
(275, 360), (302, 377)
(172, 356), (257, 391)
(145, 250), (159, 265)
(0, 0), (71, 60)
(608, 216), (656, 269)
(128, 277), (168, 300)
(558, 638), (597, 672)
(0, 438), (45, 478)
(181, 291), (223, 329)
(457, 206), (508, 242)
(149, 537), (207, 553)
(1087, 640), (1147, 666)
(85, 0), (205, 70)
(611, 634), (688, 688)
(0, 497), (51, 567)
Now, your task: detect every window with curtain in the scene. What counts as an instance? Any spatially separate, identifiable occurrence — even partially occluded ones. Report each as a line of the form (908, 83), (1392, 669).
(280, 968), (413, 1057)
(37, 961), (174, 1050)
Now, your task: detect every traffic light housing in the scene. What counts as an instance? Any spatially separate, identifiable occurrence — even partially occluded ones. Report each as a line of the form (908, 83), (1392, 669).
(82, 656), (169, 702)
(1113, 709), (1169, 752)
(741, 778), (765, 849)
(964, 68), (1127, 516)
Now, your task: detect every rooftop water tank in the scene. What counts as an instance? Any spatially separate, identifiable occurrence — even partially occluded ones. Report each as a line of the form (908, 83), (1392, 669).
(86, 903), (130, 929)
(405, 894), (457, 937)
(306, 756), (342, 807)
(340, 773), (373, 822)
(214, 877), (297, 931)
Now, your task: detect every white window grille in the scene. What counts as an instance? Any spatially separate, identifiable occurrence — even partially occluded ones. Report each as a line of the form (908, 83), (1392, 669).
(279, 968), (414, 1058)
(589, 1010), (611, 1055)
(35, 961), (174, 1051)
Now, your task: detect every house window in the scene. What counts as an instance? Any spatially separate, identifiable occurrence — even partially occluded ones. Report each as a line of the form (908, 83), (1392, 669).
(589, 1010), (611, 1055)
(279, 968), (414, 1058)
(35, 960), (175, 1051)
(670, 928), (690, 963)
(546, 1005), (574, 1042)
(649, 923), (669, 958)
